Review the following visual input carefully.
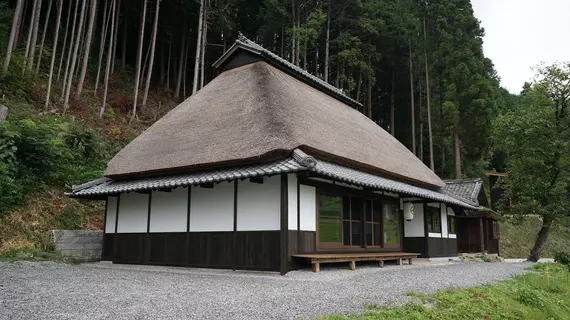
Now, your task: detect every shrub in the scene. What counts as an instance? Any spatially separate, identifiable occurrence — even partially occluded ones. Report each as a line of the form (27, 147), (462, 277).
(554, 251), (570, 265)
(0, 116), (108, 216)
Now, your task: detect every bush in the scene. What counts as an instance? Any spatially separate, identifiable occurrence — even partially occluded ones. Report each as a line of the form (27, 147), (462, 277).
(554, 251), (570, 272)
(0, 116), (108, 216)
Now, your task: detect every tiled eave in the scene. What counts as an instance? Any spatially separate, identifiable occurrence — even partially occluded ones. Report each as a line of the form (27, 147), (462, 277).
(68, 150), (479, 210)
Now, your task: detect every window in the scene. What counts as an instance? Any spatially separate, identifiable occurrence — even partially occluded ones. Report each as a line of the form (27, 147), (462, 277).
(318, 194), (342, 244)
(383, 202), (400, 245)
(448, 215), (456, 234)
(365, 200), (382, 246)
(318, 192), (401, 249)
(427, 206), (441, 233)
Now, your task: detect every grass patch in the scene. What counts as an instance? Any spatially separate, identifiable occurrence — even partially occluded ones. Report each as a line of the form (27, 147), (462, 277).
(321, 263), (570, 320)
(0, 246), (79, 264)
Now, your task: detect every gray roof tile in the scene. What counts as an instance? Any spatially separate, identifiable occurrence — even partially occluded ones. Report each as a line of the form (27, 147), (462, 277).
(69, 149), (478, 210)
(442, 179), (484, 207)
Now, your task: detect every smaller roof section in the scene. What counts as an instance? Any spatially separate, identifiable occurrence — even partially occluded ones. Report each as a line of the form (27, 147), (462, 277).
(213, 33), (362, 109)
(442, 178), (488, 208)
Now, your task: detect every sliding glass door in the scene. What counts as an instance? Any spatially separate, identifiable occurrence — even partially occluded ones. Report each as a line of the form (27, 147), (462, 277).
(317, 192), (401, 250)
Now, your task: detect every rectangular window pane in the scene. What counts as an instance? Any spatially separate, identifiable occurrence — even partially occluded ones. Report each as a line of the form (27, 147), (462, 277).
(343, 196), (351, 219)
(366, 223), (373, 246)
(383, 203), (400, 244)
(374, 223), (381, 246)
(319, 194), (342, 219)
(448, 216), (456, 234)
(365, 200), (373, 222)
(351, 198), (362, 221)
(351, 222), (361, 246)
(343, 221), (351, 245)
(427, 206), (441, 233)
(319, 219), (342, 243)
(373, 200), (382, 224)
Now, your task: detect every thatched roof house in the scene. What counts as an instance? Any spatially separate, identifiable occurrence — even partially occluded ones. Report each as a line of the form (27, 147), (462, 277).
(69, 35), (486, 274)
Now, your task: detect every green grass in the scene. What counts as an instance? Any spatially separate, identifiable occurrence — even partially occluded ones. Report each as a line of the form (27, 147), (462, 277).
(321, 263), (570, 320)
(500, 215), (570, 258)
(0, 247), (79, 264)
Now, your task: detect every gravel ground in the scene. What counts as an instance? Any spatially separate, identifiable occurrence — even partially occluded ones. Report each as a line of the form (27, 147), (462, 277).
(0, 260), (529, 320)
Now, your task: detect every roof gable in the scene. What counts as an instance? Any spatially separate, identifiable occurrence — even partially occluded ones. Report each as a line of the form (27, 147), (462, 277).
(442, 178), (489, 207)
(213, 34), (362, 109)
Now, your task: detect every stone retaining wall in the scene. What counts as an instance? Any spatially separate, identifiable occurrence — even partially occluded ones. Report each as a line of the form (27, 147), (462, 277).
(52, 230), (103, 261)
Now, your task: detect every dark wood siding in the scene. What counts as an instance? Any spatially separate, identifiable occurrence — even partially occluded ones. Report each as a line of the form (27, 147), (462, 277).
(102, 234), (114, 261)
(114, 233), (146, 264)
(427, 238), (458, 257)
(187, 232), (235, 268)
(404, 237), (427, 257)
(148, 233), (187, 266)
(235, 231), (280, 271)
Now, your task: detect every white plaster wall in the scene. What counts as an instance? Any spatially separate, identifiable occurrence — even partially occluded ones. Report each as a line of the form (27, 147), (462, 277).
(149, 187), (188, 233)
(441, 203), (448, 238)
(288, 174), (298, 230)
(404, 202), (424, 237)
(105, 196), (117, 233)
(190, 182), (234, 232)
(117, 193), (149, 233)
(299, 185), (316, 231)
(237, 176), (280, 231)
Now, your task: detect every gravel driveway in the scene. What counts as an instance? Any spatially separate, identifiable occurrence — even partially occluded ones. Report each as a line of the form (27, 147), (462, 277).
(0, 260), (528, 320)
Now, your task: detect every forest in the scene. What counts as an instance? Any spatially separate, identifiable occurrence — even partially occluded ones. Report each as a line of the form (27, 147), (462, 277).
(0, 0), (568, 260)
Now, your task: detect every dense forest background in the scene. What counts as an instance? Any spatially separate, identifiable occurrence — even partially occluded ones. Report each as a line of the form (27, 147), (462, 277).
(0, 0), (567, 258)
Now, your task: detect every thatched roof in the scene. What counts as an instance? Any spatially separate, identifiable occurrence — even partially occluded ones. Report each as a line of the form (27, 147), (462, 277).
(105, 40), (444, 189)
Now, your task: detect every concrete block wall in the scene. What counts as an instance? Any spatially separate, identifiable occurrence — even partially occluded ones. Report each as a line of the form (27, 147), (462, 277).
(52, 230), (103, 261)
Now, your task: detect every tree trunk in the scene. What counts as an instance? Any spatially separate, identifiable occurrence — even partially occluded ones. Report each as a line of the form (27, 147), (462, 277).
(61, 0), (80, 100)
(3, 0), (24, 75)
(166, 33), (171, 90)
(25, 0), (43, 73)
(94, 0), (110, 94)
(141, 0), (161, 109)
(192, 0), (205, 95)
(111, 0), (120, 73)
(159, 39), (165, 85)
(35, 0), (53, 76)
(183, 25), (190, 97)
(295, 2), (300, 66)
(174, 26), (185, 100)
(131, 0), (147, 120)
(453, 126), (461, 178)
(390, 67), (395, 136)
(76, 0), (98, 97)
(45, 0), (63, 111)
(367, 73), (372, 119)
(290, 0), (295, 63)
(419, 80), (424, 161)
(57, 0), (73, 82)
(424, 15), (435, 171)
(15, 0), (27, 46)
(199, 0), (208, 90)
(121, 15), (127, 70)
(100, 0), (116, 117)
(528, 216), (554, 262)
(323, 0), (330, 82)
(63, 0), (88, 113)
(409, 42), (416, 155)
(23, 0), (39, 69)
(140, 40), (151, 89)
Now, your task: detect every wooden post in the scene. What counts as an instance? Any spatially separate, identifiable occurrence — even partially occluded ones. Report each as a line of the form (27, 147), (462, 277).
(113, 194), (121, 262)
(378, 260), (384, 268)
(479, 216), (485, 253)
(280, 174), (289, 275)
(396, 258), (402, 265)
(145, 192), (152, 264)
(233, 180), (238, 271)
(408, 258), (413, 265)
(185, 187), (191, 267)
(348, 260), (356, 270)
(312, 262), (320, 273)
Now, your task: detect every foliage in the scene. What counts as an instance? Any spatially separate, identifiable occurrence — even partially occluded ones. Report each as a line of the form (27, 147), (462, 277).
(554, 252), (570, 266)
(500, 215), (570, 259)
(493, 62), (570, 260)
(0, 116), (108, 216)
(321, 263), (570, 320)
(0, 246), (79, 264)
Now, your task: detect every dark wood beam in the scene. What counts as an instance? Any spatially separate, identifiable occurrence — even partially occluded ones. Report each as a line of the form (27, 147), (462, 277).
(201, 183), (214, 189)
(157, 187), (172, 192)
(479, 216), (485, 253)
(280, 174), (288, 275)
(186, 187), (191, 267)
(233, 180), (238, 271)
(249, 177), (264, 184)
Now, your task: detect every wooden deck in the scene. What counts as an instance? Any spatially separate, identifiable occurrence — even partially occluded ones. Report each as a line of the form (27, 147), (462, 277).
(292, 252), (420, 272)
